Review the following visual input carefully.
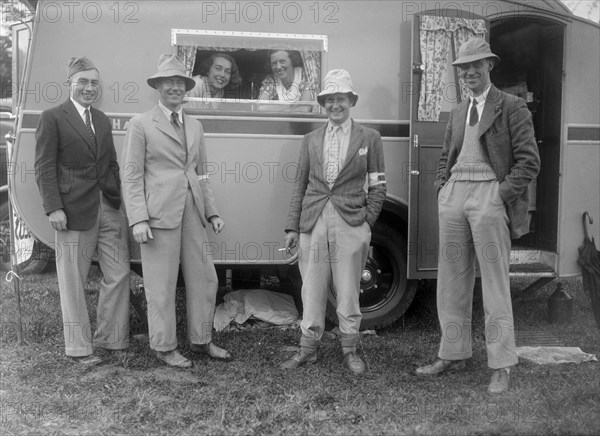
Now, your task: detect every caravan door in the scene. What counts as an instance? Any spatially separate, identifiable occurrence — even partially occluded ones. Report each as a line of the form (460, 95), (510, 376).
(408, 10), (489, 278)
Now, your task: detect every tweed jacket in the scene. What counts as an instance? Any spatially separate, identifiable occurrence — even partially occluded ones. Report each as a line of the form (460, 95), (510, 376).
(121, 105), (219, 229)
(285, 120), (386, 233)
(435, 85), (540, 239)
(35, 99), (121, 231)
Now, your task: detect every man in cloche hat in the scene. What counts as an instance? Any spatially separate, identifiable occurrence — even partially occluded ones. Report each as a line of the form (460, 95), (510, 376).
(35, 57), (131, 366)
(416, 38), (540, 394)
(122, 54), (230, 368)
(282, 69), (387, 375)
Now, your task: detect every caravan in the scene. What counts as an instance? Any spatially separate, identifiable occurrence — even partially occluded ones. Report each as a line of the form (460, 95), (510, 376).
(6, 0), (600, 329)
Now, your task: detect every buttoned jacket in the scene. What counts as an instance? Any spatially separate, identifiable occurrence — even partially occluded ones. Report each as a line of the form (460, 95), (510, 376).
(285, 120), (386, 233)
(435, 85), (541, 238)
(121, 105), (219, 229)
(35, 99), (121, 230)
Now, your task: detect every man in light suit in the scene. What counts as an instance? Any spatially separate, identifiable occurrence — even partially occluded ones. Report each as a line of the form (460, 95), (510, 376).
(416, 38), (540, 395)
(35, 57), (130, 366)
(122, 54), (230, 368)
(282, 69), (386, 375)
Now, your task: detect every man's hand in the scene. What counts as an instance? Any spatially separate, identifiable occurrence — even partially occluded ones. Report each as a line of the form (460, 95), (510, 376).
(132, 221), (153, 244)
(48, 209), (67, 231)
(284, 231), (299, 251)
(210, 216), (225, 234)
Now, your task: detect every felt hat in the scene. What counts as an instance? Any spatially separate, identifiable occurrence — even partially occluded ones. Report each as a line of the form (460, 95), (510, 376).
(66, 57), (98, 79)
(452, 37), (500, 66)
(147, 54), (196, 91)
(317, 69), (359, 107)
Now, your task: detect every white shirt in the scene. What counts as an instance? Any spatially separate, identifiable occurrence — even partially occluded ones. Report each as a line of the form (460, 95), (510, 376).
(323, 117), (352, 167)
(159, 100), (183, 126)
(466, 84), (491, 127)
(70, 98), (95, 133)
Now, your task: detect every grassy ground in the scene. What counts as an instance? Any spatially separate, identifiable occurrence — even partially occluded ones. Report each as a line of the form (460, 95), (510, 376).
(1, 266), (599, 435)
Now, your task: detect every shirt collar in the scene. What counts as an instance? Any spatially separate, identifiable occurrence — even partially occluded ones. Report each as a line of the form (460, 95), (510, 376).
(159, 101), (183, 123)
(327, 117), (352, 135)
(470, 85), (491, 105)
(70, 98), (91, 117)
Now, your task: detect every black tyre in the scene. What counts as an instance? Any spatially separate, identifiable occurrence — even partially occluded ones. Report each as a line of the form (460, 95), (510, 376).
(326, 221), (417, 330)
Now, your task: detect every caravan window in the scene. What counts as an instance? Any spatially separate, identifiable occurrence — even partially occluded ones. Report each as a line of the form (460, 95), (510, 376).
(172, 29), (326, 113)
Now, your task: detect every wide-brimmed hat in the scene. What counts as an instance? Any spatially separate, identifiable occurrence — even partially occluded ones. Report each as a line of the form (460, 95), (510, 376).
(66, 56), (98, 79)
(147, 54), (196, 91)
(452, 37), (500, 66)
(317, 69), (359, 107)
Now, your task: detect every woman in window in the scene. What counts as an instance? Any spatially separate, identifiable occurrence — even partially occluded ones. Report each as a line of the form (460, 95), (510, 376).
(187, 53), (242, 106)
(257, 50), (314, 103)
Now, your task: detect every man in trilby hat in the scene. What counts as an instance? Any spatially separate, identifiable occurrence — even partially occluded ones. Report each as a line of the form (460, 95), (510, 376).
(35, 57), (131, 366)
(282, 69), (386, 375)
(122, 53), (229, 368)
(416, 37), (540, 394)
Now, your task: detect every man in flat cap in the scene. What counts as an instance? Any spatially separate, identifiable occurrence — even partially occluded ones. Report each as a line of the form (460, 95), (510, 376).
(121, 53), (229, 368)
(282, 69), (386, 375)
(35, 57), (130, 366)
(416, 38), (540, 394)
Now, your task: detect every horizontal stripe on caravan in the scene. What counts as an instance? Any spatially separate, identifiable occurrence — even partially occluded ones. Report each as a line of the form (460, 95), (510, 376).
(567, 126), (600, 142)
(20, 112), (410, 138)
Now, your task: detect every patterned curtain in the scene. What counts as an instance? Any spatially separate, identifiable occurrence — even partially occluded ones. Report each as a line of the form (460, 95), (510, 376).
(418, 16), (487, 122)
(300, 50), (321, 98)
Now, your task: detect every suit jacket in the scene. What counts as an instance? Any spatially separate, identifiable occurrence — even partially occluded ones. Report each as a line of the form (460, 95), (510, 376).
(435, 85), (541, 239)
(35, 99), (121, 231)
(286, 120), (386, 233)
(121, 105), (219, 229)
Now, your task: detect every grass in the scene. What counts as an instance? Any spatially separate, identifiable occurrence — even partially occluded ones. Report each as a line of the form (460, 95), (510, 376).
(1, 266), (599, 435)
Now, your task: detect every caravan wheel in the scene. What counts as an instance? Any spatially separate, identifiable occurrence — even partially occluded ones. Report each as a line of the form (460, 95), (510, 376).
(326, 221), (417, 330)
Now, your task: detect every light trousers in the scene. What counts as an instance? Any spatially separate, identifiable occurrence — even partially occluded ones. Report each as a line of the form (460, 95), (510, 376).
(140, 189), (218, 352)
(436, 180), (518, 369)
(298, 200), (370, 341)
(55, 196), (130, 357)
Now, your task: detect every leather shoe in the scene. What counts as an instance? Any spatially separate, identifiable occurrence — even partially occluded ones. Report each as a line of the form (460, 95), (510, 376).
(344, 352), (366, 375)
(416, 359), (466, 375)
(190, 343), (232, 361)
(280, 349), (318, 369)
(70, 354), (104, 367)
(156, 350), (192, 368)
(488, 368), (510, 395)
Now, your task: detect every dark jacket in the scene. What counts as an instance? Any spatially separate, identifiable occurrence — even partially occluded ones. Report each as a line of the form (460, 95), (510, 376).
(435, 85), (540, 238)
(35, 99), (121, 230)
(286, 120), (386, 233)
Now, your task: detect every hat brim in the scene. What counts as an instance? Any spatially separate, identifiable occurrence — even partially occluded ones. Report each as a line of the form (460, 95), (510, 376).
(317, 91), (359, 107)
(147, 72), (196, 92)
(452, 53), (500, 66)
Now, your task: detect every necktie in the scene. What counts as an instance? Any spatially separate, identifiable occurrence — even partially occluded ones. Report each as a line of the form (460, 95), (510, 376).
(84, 108), (97, 151)
(171, 111), (180, 128)
(326, 126), (341, 185)
(469, 98), (479, 127)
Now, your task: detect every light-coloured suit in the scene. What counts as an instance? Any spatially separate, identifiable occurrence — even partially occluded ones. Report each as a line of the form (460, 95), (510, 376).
(35, 99), (130, 356)
(434, 85), (540, 369)
(122, 106), (219, 351)
(285, 120), (386, 350)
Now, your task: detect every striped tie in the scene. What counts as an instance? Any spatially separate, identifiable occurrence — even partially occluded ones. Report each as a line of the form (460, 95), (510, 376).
(84, 108), (97, 151)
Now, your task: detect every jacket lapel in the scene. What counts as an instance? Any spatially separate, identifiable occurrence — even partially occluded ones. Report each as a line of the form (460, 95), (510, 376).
(182, 113), (196, 160)
(62, 100), (96, 155)
(340, 121), (363, 172)
(310, 124), (327, 168)
(478, 85), (502, 136)
(152, 105), (181, 144)
(453, 100), (469, 152)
